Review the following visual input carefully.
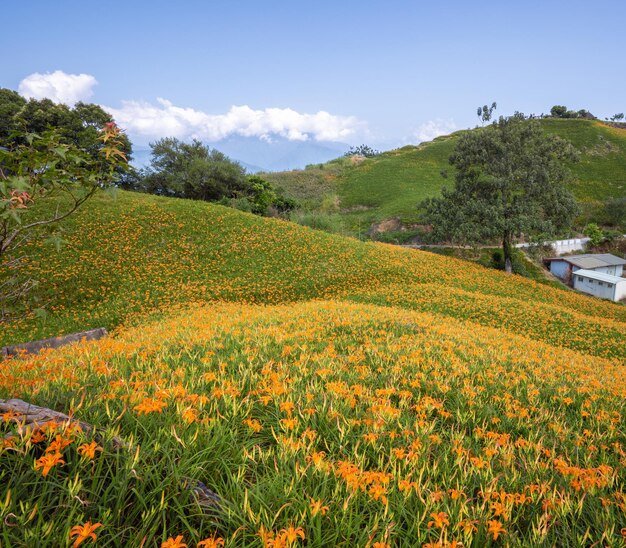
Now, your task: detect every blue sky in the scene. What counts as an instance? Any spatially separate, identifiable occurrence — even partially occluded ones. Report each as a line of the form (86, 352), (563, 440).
(2, 0), (625, 149)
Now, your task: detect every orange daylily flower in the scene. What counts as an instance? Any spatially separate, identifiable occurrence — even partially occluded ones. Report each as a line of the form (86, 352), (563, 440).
(77, 441), (102, 460)
(161, 535), (187, 548)
(69, 521), (102, 547)
(487, 520), (506, 540)
(197, 536), (225, 547)
(34, 452), (65, 476)
(427, 511), (450, 529)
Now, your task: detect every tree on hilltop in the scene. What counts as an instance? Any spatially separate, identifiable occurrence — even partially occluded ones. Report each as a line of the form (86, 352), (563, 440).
(423, 114), (579, 273)
(477, 102), (497, 125)
(344, 144), (380, 158)
(137, 138), (296, 215)
(141, 138), (249, 201)
(549, 105), (595, 120)
(550, 105), (568, 118)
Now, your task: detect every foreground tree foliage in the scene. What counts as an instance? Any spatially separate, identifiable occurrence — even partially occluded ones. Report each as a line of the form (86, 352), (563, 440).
(0, 88), (133, 166)
(424, 115), (579, 273)
(0, 123), (129, 321)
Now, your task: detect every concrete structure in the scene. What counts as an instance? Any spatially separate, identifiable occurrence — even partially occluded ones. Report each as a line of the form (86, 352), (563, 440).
(1, 327), (108, 359)
(516, 237), (590, 255)
(545, 253), (626, 282)
(572, 269), (626, 302)
(516, 235), (626, 255)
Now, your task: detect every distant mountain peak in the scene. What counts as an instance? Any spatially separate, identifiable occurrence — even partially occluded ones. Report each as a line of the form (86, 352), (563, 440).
(130, 135), (349, 172)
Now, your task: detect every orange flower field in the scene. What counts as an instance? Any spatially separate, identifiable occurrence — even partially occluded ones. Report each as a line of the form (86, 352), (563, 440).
(1, 191), (625, 546)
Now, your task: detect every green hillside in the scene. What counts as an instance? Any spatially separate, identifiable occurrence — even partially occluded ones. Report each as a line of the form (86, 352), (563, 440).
(3, 190), (625, 360)
(265, 119), (626, 235)
(1, 189), (625, 546)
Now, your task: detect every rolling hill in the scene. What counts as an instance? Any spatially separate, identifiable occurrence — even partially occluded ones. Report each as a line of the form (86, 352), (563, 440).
(1, 189), (625, 546)
(2, 190), (625, 358)
(264, 119), (626, 235)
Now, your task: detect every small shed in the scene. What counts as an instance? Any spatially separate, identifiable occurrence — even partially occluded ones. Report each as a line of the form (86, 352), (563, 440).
(572, 269), (626, 302)
(544, 253), (626, 282)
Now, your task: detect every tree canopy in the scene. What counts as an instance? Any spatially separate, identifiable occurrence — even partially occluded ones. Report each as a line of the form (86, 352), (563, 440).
(423, 115), (579, 273)
(477, 102), (497, 125)
(549, 105), (595, 119)
(344, 144), (380, 158)
(1, 123), (129, 320)
(0, 88), (133, 164)
(139, 138), (249, 201)
(134, 138), (296, 215)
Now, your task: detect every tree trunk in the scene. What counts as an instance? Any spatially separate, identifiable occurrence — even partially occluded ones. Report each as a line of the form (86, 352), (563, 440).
(503, 236), (513, 274)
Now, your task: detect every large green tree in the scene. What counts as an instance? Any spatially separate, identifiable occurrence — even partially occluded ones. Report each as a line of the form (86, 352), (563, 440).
(137, 138), (296, 215)
(0, 88), (133, 164)
(423, 115), (579, 273)
(140, 138), (249, 201)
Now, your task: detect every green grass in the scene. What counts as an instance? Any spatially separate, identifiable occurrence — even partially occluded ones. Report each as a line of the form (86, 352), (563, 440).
(539, 119), (626, 206)
(266, 119), (626, 236)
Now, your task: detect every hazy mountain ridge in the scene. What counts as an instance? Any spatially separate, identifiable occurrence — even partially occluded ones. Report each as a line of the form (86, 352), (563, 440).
(130, 135), (349, 172)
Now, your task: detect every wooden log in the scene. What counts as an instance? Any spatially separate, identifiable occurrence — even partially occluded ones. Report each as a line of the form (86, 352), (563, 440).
(0, 398), (124, 447)
(0, 398), (223, 511)
(1, 327), (108, 359)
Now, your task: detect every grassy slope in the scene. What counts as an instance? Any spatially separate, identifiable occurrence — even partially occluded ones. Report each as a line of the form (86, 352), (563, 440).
(3, 190), (625, 360)
(2, 191), (626, 546)
(266, 119), (626, 231)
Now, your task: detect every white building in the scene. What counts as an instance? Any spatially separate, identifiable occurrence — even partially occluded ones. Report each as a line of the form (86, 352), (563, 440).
(545, 253), (626, 282)
(572, 269), (626, 302)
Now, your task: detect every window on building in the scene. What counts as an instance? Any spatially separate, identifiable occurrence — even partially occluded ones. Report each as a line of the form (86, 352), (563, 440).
(598, 281), (604, 286)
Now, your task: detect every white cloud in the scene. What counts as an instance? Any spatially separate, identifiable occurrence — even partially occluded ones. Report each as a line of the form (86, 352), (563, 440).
(412, 119), (457, 143)
(104, 98), (364, 143)
(18, 70), (98, 105)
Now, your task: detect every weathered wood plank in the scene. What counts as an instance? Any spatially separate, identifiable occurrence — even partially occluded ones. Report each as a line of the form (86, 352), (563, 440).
(0, 398), (223, 512)
(0, 398), (126, 449)
(1, 327), (108, 358)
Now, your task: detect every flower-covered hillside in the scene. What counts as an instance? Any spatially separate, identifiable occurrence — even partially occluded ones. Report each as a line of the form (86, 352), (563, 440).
(1, 301), (625, 546)
(3, 190), (625, 361)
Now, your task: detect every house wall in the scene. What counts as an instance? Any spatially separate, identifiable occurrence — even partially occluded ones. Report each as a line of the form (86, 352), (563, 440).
(549, 260), (570, 279)
(553, 238), (589, 255)
(616, 281), (626, 301)
(573, 274), (616, 300)
(594, 265), (623, 277)
(553, 263), (624, 279)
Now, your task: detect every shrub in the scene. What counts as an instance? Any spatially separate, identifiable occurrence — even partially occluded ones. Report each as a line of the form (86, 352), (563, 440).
(583, 223), (605, 247)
